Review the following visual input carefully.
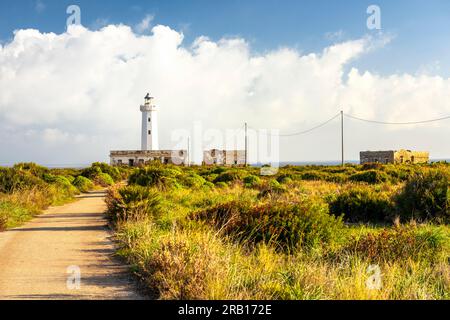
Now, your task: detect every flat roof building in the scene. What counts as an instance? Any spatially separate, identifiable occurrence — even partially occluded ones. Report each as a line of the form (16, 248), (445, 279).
(360, 149), (429, 165)
(203, 149), (246, 166)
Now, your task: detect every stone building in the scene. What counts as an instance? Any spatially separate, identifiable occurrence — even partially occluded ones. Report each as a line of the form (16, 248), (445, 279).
(360, 149), (429, 165)
(203, 149), (246, 166)
(110, 150), (187, 166)
(110, 94), (187, 166)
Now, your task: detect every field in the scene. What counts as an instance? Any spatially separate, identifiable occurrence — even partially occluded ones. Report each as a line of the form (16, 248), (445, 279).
(105, 162), (450, 300)
(1, 161), (449, 300)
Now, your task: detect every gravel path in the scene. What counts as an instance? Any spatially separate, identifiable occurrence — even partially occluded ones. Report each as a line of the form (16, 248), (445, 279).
(0, 191), (144, 300)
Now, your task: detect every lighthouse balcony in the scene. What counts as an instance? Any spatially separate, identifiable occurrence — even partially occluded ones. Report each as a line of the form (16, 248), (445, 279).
(140, 105), (156, 112)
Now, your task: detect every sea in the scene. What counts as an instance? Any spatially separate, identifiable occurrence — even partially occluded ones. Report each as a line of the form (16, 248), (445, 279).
(1, 159), (449, 169)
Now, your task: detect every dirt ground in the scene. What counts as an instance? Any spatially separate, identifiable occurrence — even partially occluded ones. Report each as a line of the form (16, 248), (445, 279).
(0, 191), (144, 300)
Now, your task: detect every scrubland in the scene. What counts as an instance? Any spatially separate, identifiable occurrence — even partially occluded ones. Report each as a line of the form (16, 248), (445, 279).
(105, 162), (450, 300)
(0, 162), (126, 230)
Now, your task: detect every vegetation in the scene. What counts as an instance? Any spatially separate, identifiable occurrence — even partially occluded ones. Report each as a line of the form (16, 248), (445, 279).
(108, 162), (450, 300)
(0, 162), (128, 231)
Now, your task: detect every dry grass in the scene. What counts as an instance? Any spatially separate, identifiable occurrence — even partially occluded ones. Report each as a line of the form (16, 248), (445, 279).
(110, 164), (450, 300)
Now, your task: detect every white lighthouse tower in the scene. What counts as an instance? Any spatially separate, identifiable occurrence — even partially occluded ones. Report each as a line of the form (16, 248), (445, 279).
(140, 93), (159, 151)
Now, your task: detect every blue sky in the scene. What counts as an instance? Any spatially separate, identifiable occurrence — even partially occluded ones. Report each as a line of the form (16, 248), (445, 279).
(1, 1), (450, 165)
(1, 0), (450, 76)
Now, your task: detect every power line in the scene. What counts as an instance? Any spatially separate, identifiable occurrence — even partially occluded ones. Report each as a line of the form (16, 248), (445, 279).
(344, 113), (450, 125)
(249, 112), (341, 137)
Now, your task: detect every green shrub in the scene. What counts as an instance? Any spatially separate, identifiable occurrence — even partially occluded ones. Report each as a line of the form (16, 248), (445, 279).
(215, 182), (228, 189)
(128, 167), (182, 190)
(203, 181), (215, 190)
(328, 186), (394, 223)
(213, 170), (245, 184)
(300, 171), (329, 181)
(81, 165), (102, 179)
(243, 175), (261, 188)
(0, 208), (7, 231)
(106, 185), (162, 222)
(72, 176), (94, 193)
(65, 175), (75, 183)
(396, 169), (450, 223)
(258, 179), (286, 198)
(361, 163), (384, 171)
(91, 162), (122, 181)
(181, 173), (207, 189)
(204, 174), (218, 183)
(276, 174), (293, 184)
(95, 173), (115, 187)
(54, 175), (73, 187)
(193, 198), (344, 250)
(349, 170), (389, 184)
(13, 163), (49, 178)
(0, 168), (45, 193)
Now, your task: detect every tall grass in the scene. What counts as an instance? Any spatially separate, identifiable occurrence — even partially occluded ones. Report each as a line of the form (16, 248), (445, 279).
(107, 163), (450, 300)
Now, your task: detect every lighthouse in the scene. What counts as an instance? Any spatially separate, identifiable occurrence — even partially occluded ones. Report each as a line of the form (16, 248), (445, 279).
(140, 93), (159, 151)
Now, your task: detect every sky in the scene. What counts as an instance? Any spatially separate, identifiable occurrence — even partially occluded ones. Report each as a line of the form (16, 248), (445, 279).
(0, 0), (450, 165)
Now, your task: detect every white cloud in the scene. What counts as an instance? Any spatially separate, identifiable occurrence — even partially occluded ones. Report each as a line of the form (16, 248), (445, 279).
(0, 24), (449, 165)
(135, 14), (155, 34)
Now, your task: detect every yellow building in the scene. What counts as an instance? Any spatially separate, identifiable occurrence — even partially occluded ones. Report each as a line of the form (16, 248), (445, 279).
(360, 149), (429, 164)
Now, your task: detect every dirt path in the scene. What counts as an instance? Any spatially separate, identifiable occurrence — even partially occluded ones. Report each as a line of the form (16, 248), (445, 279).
(0, 191), (144, 300)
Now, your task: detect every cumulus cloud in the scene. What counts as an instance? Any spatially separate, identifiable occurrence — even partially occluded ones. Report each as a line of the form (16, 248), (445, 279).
(0, 24), (449, 165)
(135, 14), (155, 33)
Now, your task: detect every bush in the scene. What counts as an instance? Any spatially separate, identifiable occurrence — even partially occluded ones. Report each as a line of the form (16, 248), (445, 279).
(362, 163), (384, 171)
(81, 165), (102, 179)
(276, 174), (294, 184)
(13, 163), (49, 178)
(0, 168), (45, 193)
(193, 197), (344, 250)
(181, 173), (207, 189)
(72, 176), (94, 193)
(215, 182), (228, 189)
(0, 209), (7, 231)
(106, 185), (162, 223)
(341, 225), (448, 263)
(95, 173), (115, 187)
(396, 170), (450, 223)
(243, 175), (261, 188)
(328, 186), (394, 223)
(92, 162), (122, 181)
(128, 167), (182, 190)
(300, 171), (329, 181)
(258, 179), (287, 199)
(349, 170), (389, 184)
(213, 170), (246, 184)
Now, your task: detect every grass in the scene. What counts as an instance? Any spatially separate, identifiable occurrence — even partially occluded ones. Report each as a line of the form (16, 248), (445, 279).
(108, 163), (450, 300)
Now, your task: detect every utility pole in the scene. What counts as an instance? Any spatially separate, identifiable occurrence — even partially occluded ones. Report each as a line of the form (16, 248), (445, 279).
(341, 110), (344, 166)
(245, 122), (248, 166)
(187, 137), (190, 167)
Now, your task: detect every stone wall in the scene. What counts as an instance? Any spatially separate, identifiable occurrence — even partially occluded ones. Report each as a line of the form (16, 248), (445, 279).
(360, 151), (395, 164)
(360, 149), (429, 164)
(393, 150), (429, 164)
(110, 150), (187, 166)
(203, 149), (246, 166)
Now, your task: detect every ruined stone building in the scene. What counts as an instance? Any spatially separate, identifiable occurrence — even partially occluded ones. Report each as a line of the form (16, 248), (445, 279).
(203, 149), (246, 166)
(110, 94), (187, 166)
(360, 149), (429, 164)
